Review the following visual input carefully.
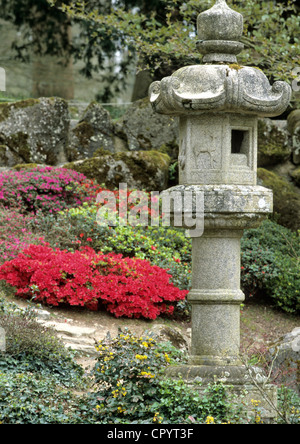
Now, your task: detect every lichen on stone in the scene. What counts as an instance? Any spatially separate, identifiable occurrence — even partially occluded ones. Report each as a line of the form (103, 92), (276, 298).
(258, 119), (291, 167)
(258, 168), (300, 231)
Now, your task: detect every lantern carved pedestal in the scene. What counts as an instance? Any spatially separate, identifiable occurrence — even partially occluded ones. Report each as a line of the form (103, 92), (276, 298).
(149, 0), (291, 420)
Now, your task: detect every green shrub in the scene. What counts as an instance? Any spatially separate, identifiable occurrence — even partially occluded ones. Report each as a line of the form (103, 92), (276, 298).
(241, 219), (300, 313)
(90, 329), (238, 424)
(0, 372), (83, 424)
(0, 307), (83, 382)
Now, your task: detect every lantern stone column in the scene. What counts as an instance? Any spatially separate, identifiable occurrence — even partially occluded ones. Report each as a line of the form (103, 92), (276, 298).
(149, 0), (291, 420)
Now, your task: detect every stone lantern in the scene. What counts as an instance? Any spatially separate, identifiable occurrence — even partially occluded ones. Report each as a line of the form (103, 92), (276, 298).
(149, 0), (291, 420)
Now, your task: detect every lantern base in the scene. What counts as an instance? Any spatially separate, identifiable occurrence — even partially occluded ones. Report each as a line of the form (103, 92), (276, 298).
(165, 363), (278, 422)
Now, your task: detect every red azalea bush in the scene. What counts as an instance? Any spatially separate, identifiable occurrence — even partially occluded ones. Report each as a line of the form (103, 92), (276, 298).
(0, 167), (98, 214)
(0, 244), (188, 320)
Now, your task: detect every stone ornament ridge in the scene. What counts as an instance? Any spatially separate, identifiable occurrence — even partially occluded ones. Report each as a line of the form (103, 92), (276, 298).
(149, 65), (291, 117)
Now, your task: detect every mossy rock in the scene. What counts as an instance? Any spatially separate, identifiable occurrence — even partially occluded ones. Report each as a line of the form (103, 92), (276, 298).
(258, 168), (300, 231)
(258, 119), (291, 167)
(117, 97), (179, 152)
(0, 97), (69, 167)
(63, 150), (171, 191)
(67, 102), (117, 161)
(287, 110), (300, 134)
(0, 99), (39, 123)
(290, 167), (300, 187)
(12, 163), (46, 171)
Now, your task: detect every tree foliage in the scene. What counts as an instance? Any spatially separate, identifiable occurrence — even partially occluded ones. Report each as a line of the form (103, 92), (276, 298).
(48, 0), (300, 106)
(1, 0), (299, 103)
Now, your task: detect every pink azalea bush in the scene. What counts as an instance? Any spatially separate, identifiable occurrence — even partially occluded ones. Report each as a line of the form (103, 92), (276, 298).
(0, 166), (98, 214)
(0, 207), (47, 264)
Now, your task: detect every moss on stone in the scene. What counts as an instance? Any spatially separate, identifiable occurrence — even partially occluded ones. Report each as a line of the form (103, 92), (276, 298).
(64, 150), (170, 191)
(64, 156), (110, 185)
(114, 150), (170, 185)
(258, 119), (290, 167)
(12, 163), (39, 171)
(258, 168), (300, 231)
(0, 132), (31, 162)
(158, 141), (179, 161)
(229, 63), (243, 71)
(73, 121), (95, 147)
(0, 99), (39, 123)
(290, 167), (300, 187)
(93, 148), (111, 157)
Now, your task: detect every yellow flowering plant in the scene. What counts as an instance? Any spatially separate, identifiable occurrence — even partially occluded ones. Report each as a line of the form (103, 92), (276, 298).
(91, 328), (241, 424)
(92, 328), (174, 422)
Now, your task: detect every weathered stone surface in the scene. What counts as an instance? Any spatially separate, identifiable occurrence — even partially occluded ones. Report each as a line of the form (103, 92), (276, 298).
(269, 328), (300, 395)
(258, 168), (300, 231)
(116, 97), (178, 152)
(67, 101), (126, 160)
(258, 118), (291, 167)
(0, 98), (69, 167)
(150, 64), (291, 118)
(290, 167), (300, 186)
(287, 110), (300, 165)
(64, 150), (171, 191)
(40, 321), (96, 338)
(147, 325), (190, 351)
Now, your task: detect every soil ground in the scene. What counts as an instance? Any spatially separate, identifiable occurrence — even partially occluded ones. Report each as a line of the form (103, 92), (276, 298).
(3, 292), (299, 370)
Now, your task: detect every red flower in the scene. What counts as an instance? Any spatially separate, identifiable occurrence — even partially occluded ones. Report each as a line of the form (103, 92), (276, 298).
(86, 238), (92, 242)
(79, 233), (85, 238)
(151, 245), (156, 251)
(0, 244), (188, 320)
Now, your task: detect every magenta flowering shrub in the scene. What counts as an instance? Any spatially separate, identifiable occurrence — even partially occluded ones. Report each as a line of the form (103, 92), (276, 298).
(0, 207), (47, 264)
(0, 167), (98, 214)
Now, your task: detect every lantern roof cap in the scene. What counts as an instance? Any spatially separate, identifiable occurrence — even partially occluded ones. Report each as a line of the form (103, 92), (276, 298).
(197, 0), (244, 64)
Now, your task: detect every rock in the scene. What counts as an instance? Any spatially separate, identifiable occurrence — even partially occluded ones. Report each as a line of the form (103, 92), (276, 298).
(287, 110), (300, 165)
(269, 328), (300, 395)
(59, 335), (98, 357)
(67, 102), (126, 160)
(258, 118), (291, 167)
(117, 97), (179, 152)
(31, 308), (51, 321)
(64, 150), (171, 191)
(290, 167), (300, 187)
(257, 168), (300, 231)
(0, 98), (70, 167)
(40, 321), (96, 338)
(147, 325), (190, 351)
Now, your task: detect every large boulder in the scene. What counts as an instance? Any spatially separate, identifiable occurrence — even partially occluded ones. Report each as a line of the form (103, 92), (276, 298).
(287, 110), (300, 165)
(0, 98), (69, 167)
(269, 328), (300, 395)
(116, 97), (179, 152)
(257, 168), (300, 231)
(258, 118), (291, 167)
(63, 150), (171, 191)
(67, 102), (127, 161)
